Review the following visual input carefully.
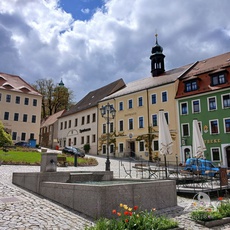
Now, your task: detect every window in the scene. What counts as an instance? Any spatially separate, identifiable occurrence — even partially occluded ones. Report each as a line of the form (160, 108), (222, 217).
(182, 124), (189, 136)
(139, 141), (144, 151)
(110, 144), (114, 153)
(138, 97), (143, 106)
(103, 124), (106, 134)
(24, 98), (29, 105)
(87, 115), (90, 124)
(164, 112), (169, 124)
(102, 145), (106, 154)
(211, 148), (221, 161)
(222, 94), (230, 108)
(92, 134), (96, 143)
(128, 99), (133, 109)
(6, 94), (11, 102)
(185, 80), (198, 92)
(162, 91), (167, 102)
(15, 96), (20, 104)
(92, 113), (96, 122)
(14, 113), (19, 121)
(60, 122), (63, 130)
(21, 132), (26, 141)
(32, 115), (36, 123)
(211, 73), (226, 86)
(75, 118), (78, 127)
(153, 140), (159, 151)
(181, 102), (188, 115)
(68, 120), (71, 128)
(208, 97), (217, 111)
(86, 135), (90, 144)
(119, 120), (124, 132)
(12, 132), (17, 140)
(74, 137), (77, 145)
(119, 143), (124, 153)
(81, 136), (84, 145)
(152, 114), (157, 126)
(33, 99), (37, 106)
(192, 100), (200, 113)
(119, 102), (123, 111)
(30, 133), (34, 139)
(224, 118), (230, 133)
(151, 94), (156, 104)
(210, 120), (219, 134)
(128, 118), (133, 130)
(139, 116), (144, 128)
(4, 112), (9, 120)
(23, 114), (27, 122)
(110, 122), (114, 133)
(81, 116), (85, 125)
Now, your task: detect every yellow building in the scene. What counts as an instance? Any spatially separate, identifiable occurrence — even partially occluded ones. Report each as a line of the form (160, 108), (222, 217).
(0, 72), (42, 146)
(98, 37), (193, 163)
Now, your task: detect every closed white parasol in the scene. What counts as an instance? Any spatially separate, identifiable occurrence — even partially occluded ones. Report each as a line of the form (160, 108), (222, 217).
(158, 110), (173, 177)
(193, 119), (206, 158)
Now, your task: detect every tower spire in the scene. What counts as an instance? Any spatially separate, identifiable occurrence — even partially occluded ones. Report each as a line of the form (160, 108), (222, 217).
(150, 34), (165, 77)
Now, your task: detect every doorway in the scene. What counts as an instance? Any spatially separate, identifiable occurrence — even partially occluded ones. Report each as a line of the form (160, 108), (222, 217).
(129, 141), (135, 157)
(226, 146), (230, 167)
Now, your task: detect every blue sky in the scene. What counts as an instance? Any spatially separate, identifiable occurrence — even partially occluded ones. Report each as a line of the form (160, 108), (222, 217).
(59, 0), (105, 21)
(0, 0), (229, 102)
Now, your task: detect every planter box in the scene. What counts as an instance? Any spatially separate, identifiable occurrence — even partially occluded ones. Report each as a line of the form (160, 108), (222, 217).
(197, 217), (230, 228)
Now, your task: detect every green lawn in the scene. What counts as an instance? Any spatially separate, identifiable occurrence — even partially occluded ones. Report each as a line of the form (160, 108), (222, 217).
(0, 148), (98, 166)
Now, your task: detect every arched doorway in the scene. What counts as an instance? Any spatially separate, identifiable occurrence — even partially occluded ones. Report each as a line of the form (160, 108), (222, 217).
(184, 148), (191, 162)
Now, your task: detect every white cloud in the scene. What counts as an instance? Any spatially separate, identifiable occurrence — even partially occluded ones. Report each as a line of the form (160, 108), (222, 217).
(0, 0), (229, 102)
(81, 8), (90, 14)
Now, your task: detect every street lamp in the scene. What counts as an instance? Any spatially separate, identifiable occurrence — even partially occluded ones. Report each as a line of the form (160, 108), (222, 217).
(100, 103), (116, 171)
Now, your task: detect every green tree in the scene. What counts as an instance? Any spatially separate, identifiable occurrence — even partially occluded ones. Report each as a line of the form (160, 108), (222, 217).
(32, 79), (74, 119)
(0, 121), (12, 147)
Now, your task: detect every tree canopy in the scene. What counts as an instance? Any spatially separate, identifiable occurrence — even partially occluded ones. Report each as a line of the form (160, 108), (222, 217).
(32, 79), (74, 119)
(0, 121), (12, 147)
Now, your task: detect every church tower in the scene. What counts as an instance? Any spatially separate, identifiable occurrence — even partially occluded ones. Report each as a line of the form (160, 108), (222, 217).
(150, 34), (165, 77)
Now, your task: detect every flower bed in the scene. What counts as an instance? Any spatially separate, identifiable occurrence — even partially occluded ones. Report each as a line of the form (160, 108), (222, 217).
(85, 203), (181, 230)
(191, 196), (230, 227)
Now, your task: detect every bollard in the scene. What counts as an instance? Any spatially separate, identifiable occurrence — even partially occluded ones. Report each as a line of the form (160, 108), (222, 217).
(74, 153), (78, 167)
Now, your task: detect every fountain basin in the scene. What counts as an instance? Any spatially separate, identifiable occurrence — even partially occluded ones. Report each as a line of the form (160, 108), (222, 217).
(13, 171), (177, 219)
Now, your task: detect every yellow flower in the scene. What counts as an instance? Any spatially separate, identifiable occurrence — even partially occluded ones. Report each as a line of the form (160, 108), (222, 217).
(136, 214), (139, 218)
(128, 208), (132, 211)
(123, 205), (128, 210)
(192, 202), (197, 206)
(120, 203), (123, 208)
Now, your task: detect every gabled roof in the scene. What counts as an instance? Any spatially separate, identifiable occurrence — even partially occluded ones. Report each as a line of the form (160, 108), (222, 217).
(180, 52), (230, 80)
(102, 64), (193, 100)
(60, 78), (126, 118)
(0, 72), (41, 96)
(41, 110), (65, 127)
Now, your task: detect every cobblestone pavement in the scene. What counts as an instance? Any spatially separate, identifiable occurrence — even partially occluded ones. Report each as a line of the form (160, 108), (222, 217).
(1, 155), (230, 229)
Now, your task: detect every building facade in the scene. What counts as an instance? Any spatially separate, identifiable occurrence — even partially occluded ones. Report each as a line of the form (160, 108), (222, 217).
(40, 110), (64, 149)
(97, 37), (193, 163)
(0, 72), (42, 146)
(176, 52), (230, 166)
(57, 79), (125, 154)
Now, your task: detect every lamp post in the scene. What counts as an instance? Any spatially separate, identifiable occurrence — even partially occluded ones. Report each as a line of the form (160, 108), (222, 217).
(100, 103), (116, 171)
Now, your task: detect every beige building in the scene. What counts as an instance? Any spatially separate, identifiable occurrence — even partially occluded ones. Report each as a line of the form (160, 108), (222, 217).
(98, 38), (194, 163)
(40, 110), (64, 149)
(57, 79), (125, 154)
(0, 72), (42, 146)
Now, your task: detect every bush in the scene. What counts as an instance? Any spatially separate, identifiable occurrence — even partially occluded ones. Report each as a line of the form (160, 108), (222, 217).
(83, 143), (91, 153)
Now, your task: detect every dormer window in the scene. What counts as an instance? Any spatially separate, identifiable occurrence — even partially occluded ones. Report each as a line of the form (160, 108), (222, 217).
(184, 80), (198, 92)
(210, 73), (226, 86)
